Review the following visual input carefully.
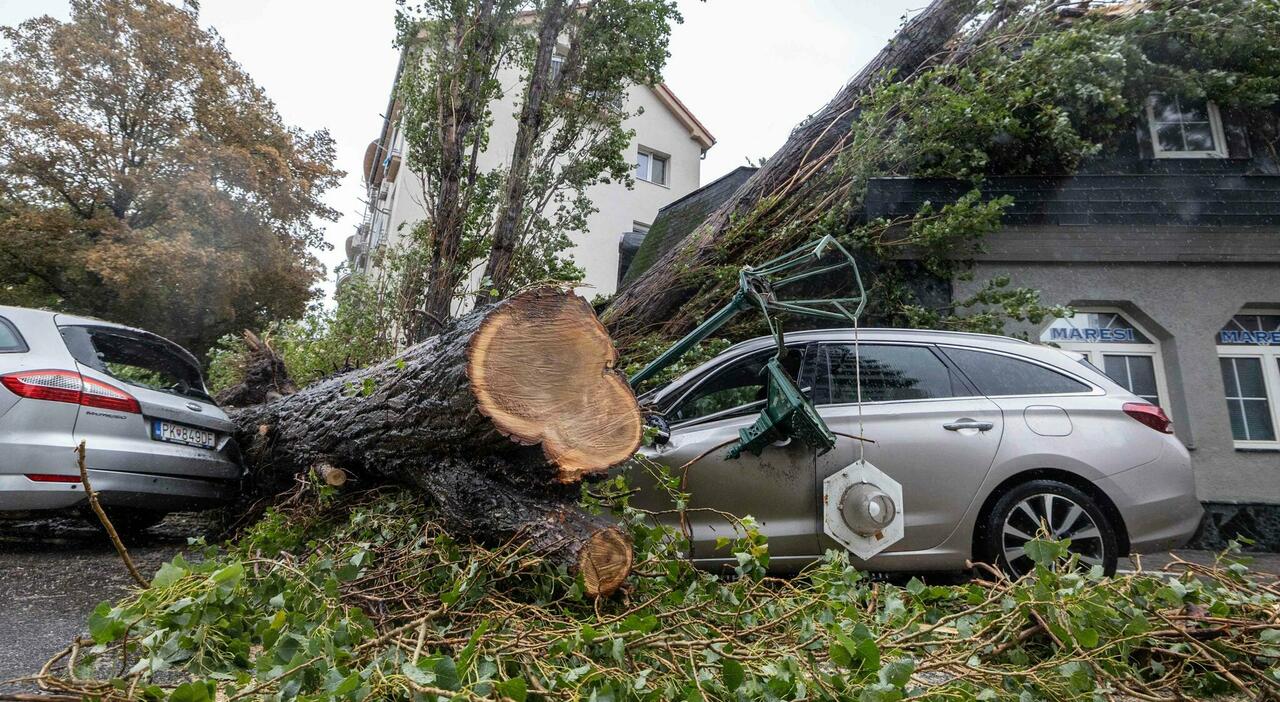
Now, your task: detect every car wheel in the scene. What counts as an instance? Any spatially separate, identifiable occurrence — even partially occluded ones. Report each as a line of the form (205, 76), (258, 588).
(979, 479), (1118, 578)
(80, 506), (169, 536)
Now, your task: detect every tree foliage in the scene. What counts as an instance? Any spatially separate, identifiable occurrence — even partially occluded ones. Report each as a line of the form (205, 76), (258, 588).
(0, 0), (342, 357)
(29, 464), (1280, 701)
(392, 0), (679, 339)
(605, 0), (1280, 354)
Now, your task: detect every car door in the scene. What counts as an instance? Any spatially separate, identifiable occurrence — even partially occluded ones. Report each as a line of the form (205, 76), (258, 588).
(809, 342), (1005, 555)
(58, 322), (239, 481)
(639, 345), (820, 564)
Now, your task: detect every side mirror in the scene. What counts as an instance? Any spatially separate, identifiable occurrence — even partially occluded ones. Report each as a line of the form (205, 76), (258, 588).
(646, 415), (672, 447)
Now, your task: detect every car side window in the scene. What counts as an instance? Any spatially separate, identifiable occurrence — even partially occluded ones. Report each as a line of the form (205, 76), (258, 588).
(943, 347), (1091, 396)
(670, 347), (805, 423)
(805, 344), (964, 405)
(0, 317), (27, 353)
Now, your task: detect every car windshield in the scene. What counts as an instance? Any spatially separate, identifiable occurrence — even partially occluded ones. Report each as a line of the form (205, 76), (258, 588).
(60, 325), (212, 403)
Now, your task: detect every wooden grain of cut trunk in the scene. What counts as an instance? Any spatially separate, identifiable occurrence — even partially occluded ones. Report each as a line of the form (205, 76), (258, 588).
(224, 287), (642, 597)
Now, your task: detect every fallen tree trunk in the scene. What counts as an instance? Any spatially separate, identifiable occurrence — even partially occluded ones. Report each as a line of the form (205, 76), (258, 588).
(601, 0), (980, 346)
(225, 287), (642, 596)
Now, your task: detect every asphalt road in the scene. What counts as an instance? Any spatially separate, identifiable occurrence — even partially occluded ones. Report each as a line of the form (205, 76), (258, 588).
(0, 512), (211, 683)
(1, 514), (1278, 685)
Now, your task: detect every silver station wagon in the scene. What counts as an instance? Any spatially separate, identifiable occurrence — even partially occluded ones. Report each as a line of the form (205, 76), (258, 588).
(633, 328), (1202, 576)
(0, 306), (240, 532)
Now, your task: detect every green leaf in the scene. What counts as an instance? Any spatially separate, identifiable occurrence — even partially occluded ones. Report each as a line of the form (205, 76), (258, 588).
(168, 681), (214, 702)
(210, 562), (244, 586)
(334, 672), (361, 696)
(722, 658), (744, 691)
(879, 658), (915, 688)
(152, 561), (187, 588)
(435, 656), (460, 691)
(495, 677), (527, 701)
(88, 602), (125, 644)
(1075, 627), (1100, 649)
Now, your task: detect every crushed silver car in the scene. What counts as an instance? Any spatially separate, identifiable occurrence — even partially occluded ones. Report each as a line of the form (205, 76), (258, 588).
(631, 328), (1202, 576)
(0, 305), (241, 531)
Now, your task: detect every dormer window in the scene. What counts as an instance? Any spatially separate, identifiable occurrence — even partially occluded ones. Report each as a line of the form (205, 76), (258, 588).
(1146, 94), (1227, 159)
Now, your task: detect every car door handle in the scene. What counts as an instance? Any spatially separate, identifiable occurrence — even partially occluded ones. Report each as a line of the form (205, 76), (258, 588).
(944, 419), (994, 432)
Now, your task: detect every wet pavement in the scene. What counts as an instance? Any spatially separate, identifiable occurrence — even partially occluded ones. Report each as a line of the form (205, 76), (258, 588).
(0, 512), (1278, 685)
(0, 511), (213, 683)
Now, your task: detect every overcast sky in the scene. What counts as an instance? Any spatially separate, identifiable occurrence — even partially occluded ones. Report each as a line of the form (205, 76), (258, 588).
(0, 0), (921, 298)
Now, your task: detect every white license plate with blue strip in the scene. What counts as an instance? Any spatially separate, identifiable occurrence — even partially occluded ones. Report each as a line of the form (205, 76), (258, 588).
(152, 420), (216, 449)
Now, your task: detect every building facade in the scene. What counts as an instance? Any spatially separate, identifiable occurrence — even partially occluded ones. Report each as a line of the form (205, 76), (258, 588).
(345, 51), (714, 302)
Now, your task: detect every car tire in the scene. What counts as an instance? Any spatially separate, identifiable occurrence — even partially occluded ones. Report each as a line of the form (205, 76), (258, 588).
(80, 506), (169, 536)
(978, 479), (1119, 578)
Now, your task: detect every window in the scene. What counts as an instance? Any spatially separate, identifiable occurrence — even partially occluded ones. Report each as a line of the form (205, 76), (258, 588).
(670, 348), (803, 423)
(636, 149), (668, 185)
(1220, 357), (1276, 443)
(805, 344), (964, 405)
(1146, 94), (1227, 158)
(943, 347), (1091, 397)
(0, 317), (27, 353)
(1041, 310), (1168, 407)
(1216, 313), (1280, 448)
(60, 325), (211, 403)
(550, 54), (565, 83)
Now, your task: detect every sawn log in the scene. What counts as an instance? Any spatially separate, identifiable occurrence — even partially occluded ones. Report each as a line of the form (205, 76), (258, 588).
(224, 287), (642, 597)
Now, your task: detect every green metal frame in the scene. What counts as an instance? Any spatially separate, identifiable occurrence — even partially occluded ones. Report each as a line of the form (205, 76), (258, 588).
(630, 235), (866, 458)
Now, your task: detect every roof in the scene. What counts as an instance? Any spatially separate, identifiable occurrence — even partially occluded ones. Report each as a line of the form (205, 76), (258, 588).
(620, 166), (757, 285)
(650, 83), (715, 151)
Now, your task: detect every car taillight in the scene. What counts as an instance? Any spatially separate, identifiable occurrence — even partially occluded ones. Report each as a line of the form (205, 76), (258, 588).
(0, 370), (140, 414)
(81, 375), (141, 413)
(1123, 402), (1173, 434)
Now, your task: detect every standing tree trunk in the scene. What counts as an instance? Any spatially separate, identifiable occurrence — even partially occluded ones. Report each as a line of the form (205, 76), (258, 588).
(600, 0), (980, 345)
(227, 287), (642, 597)
(480, 0), (577, 298)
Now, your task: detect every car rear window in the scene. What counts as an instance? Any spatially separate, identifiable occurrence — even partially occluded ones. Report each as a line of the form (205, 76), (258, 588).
(0, 317), (26, 353)
(60, 325), (211, 402)
(943, 347), (1091, 397)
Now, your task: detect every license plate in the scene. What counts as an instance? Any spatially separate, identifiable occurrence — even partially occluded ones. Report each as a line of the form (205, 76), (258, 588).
(152, 420), (216, 449)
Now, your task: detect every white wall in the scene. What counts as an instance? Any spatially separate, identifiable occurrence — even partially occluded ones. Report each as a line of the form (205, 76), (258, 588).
(370, 55), (707, 301)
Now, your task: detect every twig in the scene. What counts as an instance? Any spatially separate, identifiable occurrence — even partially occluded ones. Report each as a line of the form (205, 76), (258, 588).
(76, 442), (147, 588)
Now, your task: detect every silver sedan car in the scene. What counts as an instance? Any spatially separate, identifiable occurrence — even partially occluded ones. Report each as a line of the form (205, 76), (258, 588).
(633, 328), (1202, 576)
(0, 306), (241, 531)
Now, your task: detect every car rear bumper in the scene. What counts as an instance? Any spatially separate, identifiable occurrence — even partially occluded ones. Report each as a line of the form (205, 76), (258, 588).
(0, 468), (238, 512)
(1096, 440), (1203, 554)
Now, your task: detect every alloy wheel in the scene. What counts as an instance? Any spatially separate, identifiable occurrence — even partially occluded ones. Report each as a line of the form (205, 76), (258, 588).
(1000, 492), (1105, 576)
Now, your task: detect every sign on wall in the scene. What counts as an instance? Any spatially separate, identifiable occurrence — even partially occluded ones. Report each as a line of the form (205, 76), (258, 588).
(1041, 312), (1152, 345)
(1218, 315), (1280, 346)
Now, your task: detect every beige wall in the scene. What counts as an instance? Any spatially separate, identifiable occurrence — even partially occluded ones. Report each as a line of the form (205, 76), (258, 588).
(372, 56), (707, 302)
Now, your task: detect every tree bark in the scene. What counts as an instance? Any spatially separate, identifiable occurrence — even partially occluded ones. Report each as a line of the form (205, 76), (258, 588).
(480, 0), (576, 298)
(600, 0), (980, 344)
(226, 287), (642, 597)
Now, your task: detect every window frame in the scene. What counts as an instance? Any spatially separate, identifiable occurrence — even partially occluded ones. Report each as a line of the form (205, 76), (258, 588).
(1040, 309), (1170, 408)
(663, 344), (808, 429)
(1145, 94), (1228, 160)
(805, 341), (980, 407)
(937, 344), (1101, 399)
(636, 148), (669, 186)
(0, 316), (29, 354)
(1216, 313), (1280, 450)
